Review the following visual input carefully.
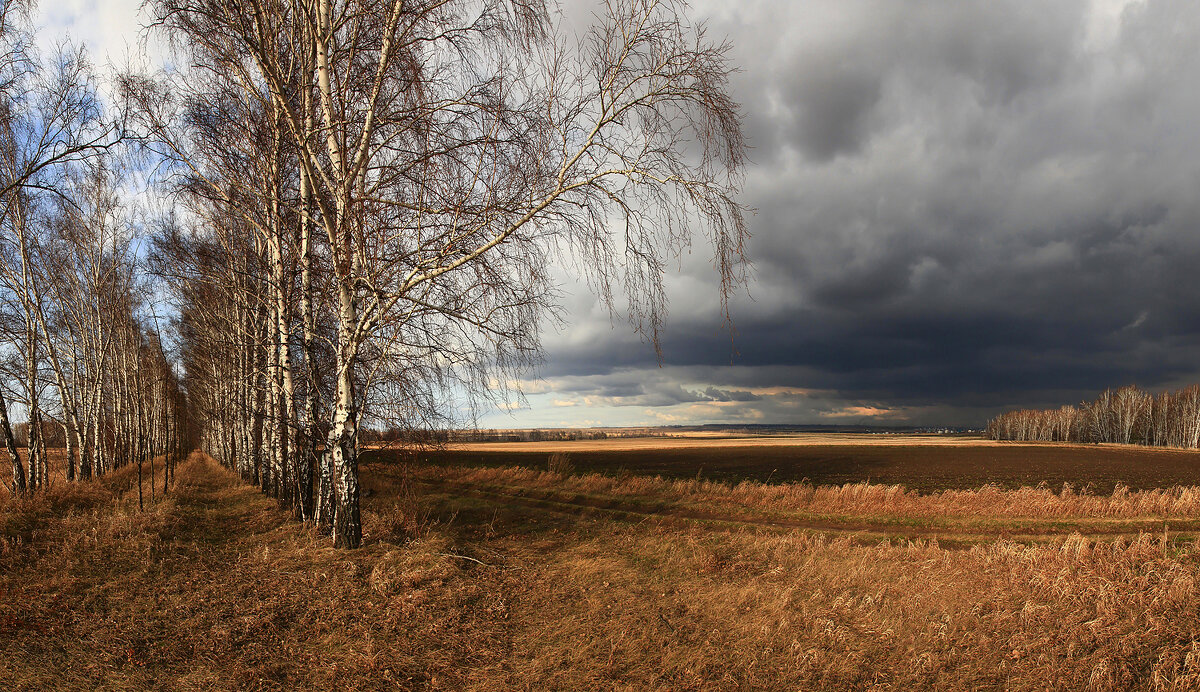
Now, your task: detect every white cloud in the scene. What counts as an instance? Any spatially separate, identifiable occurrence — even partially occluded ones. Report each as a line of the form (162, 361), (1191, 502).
(37, 0), (163, 62)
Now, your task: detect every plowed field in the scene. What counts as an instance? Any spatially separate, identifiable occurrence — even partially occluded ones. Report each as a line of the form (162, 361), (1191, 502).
(379, 436), (1200, 494)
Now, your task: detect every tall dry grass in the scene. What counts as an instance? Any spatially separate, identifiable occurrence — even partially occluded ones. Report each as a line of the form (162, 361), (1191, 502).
(12, 452), (1200, 689)
(546, 451), (574, 476)
(418, 463), (1200, 521)
(481, 521), (1200, 690)
(0, 457), (170, 571)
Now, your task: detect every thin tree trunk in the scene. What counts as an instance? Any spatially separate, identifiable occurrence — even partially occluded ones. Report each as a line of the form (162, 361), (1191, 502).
(163, 402), (171, 494)
(63, 421), (75, 481)
(297, 60), (321, 526)
(26, 324), (42, 491)
(298, 163), (317, 523)
(0, 388), (25, 493)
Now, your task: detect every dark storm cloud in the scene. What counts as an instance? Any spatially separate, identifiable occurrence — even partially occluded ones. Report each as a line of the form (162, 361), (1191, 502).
(789, 64), (882, 161)
(505, 0), (1200, 428)
(540, 373), (713, 407)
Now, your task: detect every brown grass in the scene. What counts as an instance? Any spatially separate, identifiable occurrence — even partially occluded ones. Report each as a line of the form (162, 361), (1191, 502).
(412, 462), (1200, 523)
(484, 528), (1200, 690)
(7, 450), (1200, 689)
(546, 451), (574, 477)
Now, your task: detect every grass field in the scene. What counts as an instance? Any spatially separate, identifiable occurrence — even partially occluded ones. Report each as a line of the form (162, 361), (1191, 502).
(6, 436), (1200, 689)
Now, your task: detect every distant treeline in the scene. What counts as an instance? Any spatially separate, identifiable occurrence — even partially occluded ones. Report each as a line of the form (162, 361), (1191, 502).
(987, 385), (1200, 447)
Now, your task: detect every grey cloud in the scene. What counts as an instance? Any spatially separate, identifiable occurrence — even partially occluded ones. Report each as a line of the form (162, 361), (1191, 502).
(517, 0), (1200, 428)
(541, 373), (712, 407)
(701, 387), (762, 403)
(789, 64), (882, 161)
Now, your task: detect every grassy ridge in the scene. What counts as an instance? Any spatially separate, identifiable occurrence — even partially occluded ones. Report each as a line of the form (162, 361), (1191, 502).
(401, 461), (1200, 532)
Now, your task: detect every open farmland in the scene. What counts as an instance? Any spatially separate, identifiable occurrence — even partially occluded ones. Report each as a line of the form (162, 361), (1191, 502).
(13, 0), (1200, 688)
(393, 434), (1200, 494)
(353, 435), (1200, 547)
(10, 437), (1200, 689)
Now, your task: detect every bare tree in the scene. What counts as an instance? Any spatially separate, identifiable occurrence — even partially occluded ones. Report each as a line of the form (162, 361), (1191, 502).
(0, 2), (129, 493)
(988, 383), (1200, 450)
(136, 0), (747, 547)
(1112, 385), (1149, 445)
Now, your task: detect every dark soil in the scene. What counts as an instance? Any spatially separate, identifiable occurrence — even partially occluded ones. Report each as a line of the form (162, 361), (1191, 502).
(366, 442), (1200, 494)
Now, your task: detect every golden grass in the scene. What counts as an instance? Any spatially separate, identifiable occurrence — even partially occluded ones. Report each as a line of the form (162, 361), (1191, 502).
(443, 433), (1200, 454)
(485, 527), (1200, 690)
(8, 451), (1200, 689)
(415, 462), (1200, 523)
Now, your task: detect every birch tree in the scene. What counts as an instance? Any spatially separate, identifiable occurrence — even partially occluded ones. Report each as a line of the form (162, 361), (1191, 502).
(0, 2), (127, 493)
(138, 0), (748, 547)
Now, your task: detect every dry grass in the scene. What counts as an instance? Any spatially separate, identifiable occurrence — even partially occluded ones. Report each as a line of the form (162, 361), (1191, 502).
(486, 528), (1200, 690)
(414, 462), (1200, 525)
(7, 450), (1200, 689)
(0, 453), (516, 690)
(546, 451), (574, 477)
(411, 437), (1200, 494)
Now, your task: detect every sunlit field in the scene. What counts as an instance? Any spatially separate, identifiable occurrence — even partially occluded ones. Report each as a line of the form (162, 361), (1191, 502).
(6, 435), (1200, 689)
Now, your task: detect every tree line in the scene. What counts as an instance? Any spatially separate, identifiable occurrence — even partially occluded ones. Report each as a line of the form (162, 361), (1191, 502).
(986, 384), (1200, 448)
(128, 0), (748, 548)
(0, 1), (189, 502)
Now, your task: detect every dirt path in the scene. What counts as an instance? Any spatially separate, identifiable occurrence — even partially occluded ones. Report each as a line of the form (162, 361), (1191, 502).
(2, 452), (490, 691)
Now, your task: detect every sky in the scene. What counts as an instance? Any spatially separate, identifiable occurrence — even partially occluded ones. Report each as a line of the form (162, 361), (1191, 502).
(41, 0), (1200, 429)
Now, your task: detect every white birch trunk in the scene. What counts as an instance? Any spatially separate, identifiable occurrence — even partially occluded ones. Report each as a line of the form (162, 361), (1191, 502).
(329, 282), (361, 549)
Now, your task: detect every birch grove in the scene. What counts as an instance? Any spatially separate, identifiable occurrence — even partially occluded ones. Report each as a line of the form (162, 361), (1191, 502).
(129, 0), (748, 548)
(987, 384), (1200, 448)
(0, 2), (188, 496)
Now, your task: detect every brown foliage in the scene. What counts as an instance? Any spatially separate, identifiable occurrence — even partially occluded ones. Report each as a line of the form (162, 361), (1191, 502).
(418, 461), (1200, 523)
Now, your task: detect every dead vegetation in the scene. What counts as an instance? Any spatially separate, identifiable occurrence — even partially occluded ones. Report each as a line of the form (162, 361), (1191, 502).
(7, 450), (1200, 690)
(546, 451), (574, 477)
(414, 462), (1200, 523)
(447, 432), (1005, 452)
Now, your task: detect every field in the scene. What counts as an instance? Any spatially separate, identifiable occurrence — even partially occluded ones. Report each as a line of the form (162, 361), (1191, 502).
(416, 434), (1200, 492)
(6, 436), (1200, 689)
